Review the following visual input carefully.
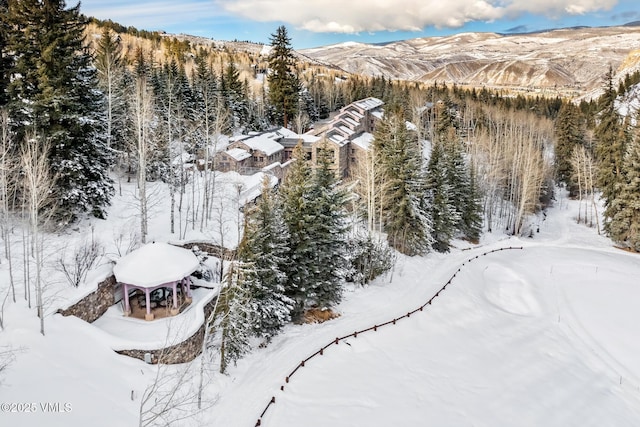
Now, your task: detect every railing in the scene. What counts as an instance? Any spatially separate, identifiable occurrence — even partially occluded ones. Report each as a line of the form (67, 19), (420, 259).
(255, 246), (522, 427)
(254, 246), (524, 426)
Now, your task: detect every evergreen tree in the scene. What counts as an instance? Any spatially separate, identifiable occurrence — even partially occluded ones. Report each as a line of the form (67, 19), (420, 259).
(460, 161), (483, 242)
(555, 102), (584, 194)
(307, 72), (330, 119)
(0, 0), (11, 106)
(218, 262), (252, 374)
(267, 26), (300, 128)
(426, 139), (458, 252)
(299, 88), (319, 125)
(374, 107), (432, 255)
(7, 0), (113, 218)
(305, 144), (348, 308)
(279, 143), (314, 318)
(237, 176), (293, 340)
(610, 126), (640, 251)
(344, 231), (395, 286)
(595, 68), (627, 229)
(222, 60), (248, 129)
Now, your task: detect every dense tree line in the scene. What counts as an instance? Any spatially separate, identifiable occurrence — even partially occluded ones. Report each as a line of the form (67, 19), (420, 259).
(551, 67), (640, 250)
(217, 145), (394, 371)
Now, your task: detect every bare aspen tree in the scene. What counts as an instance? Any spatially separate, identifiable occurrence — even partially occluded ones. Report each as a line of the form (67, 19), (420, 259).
(131, 73), (155, 244)
(197, 287), (223, 409)
(587, 153), (600, 233)
(95, 27), (124, 151)
(470, 107), (552, 235)
(155, 62), (189, 236)
(205, 104), (230, 224)
(350, 145), (384, 232)
(197, 100), (230, 232)
(193, 58), (222, 232)
(292, 108), (310, 134)
(21, 135), (56, 335)
(0, 109), (16, 302)
(138, 325), (215, 427)
(0, 289), (9, 330)
(571, 145), (600, 232)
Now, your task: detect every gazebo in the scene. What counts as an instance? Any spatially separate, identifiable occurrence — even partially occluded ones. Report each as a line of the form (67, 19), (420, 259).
(114, 242), (200, 321)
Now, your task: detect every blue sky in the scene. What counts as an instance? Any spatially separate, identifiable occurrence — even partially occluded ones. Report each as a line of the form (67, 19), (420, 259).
(79, 0), (640, 49)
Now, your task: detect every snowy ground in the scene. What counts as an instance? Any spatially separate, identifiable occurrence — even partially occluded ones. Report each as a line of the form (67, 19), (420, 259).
(2, 182), (640, 427)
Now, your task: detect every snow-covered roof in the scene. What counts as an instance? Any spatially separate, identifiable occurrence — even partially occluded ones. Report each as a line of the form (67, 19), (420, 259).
(355, 97), (384, 111)
(301, 134), (321, 144)
(338, 125), (355, 135)
(342, 108), (364, 120)
(327, 131), (348, 146)
(344, 117), (360, 127)
(351, 132), (375, 151)
(371, 110), (384, 120)
(241, 133), (285, 156)
(113, 243), (200, 288)
(272, 127), (299, 139)
(226, 147), (251, 161)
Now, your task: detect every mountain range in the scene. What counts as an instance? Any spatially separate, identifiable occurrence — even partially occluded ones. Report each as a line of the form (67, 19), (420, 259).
(299, 25), (640, 99)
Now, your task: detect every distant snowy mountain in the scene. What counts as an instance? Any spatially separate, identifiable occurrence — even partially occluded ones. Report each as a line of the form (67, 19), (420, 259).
(301, 26), (640, 99)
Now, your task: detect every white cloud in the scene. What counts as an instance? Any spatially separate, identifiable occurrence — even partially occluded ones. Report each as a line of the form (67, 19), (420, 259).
(81, 0), (221, 29)
(213, 0), (619, 33)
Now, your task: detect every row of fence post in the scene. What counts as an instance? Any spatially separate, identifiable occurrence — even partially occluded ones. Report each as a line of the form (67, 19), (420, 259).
(254, 246), (524, 426)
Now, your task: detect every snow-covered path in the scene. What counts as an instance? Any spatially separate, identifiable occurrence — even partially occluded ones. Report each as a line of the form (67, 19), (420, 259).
(208, 198), (640, 427)
(240, 246), (640, 427)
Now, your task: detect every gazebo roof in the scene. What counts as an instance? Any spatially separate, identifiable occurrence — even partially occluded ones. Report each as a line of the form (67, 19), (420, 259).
(113, 242), (200, 289)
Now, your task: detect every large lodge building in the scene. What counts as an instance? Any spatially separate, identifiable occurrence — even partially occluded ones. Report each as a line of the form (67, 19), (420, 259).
(213, 97), (386, 181)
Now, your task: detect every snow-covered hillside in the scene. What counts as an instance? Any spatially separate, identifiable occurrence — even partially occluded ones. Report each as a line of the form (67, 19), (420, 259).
(301, 25), (640, 98)
(1, 180), (640, 427)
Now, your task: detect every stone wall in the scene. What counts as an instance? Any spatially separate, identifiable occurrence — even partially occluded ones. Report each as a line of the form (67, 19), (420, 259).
(58, 244), (221, 365)
(116, 295), (218, 364)
(179, 241), (235, 260)
(58, 275), (118, 323)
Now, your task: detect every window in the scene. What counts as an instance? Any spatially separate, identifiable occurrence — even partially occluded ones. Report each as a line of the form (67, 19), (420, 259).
(317, 148), (335, 164)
